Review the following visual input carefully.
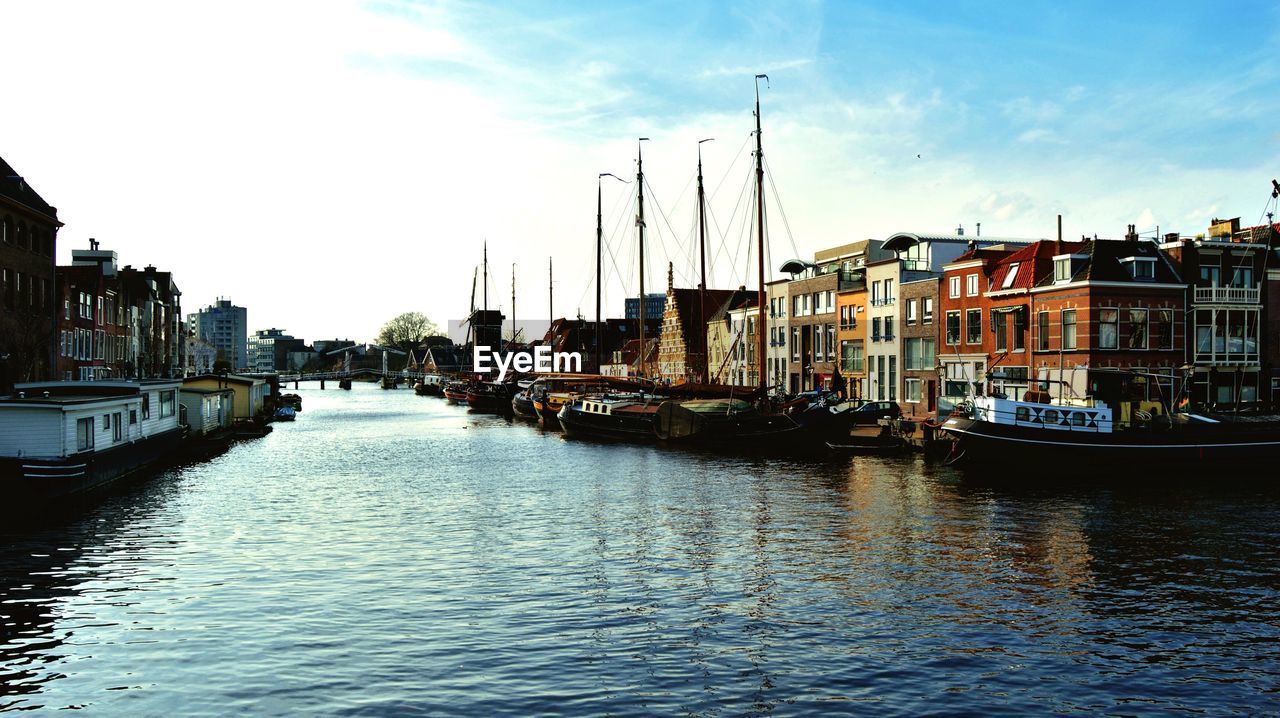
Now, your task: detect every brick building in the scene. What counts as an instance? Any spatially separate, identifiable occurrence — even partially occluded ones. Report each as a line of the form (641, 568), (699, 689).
(0, 156), (61, 390)
(899, 277), (938, 416)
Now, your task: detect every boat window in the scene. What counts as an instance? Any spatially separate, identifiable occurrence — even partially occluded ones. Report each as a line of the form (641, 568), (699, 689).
(1015, 406), (1030, 422)
(1071, 412), (1086, 427)
(1043, 409), (1060, 425)
(76, 417), (95, 452)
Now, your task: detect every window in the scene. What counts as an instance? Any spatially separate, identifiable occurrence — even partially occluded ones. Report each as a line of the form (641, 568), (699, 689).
(1037, 311), (1049, 351)
(1155, 309), (1174, 350)
(112, 413), (123, 442)
(1200, 265), (1220, 287)
(966, 274), (978, 297)
(1054, 258), (1072, 283)
(993, 310), (1008, 352)
(1129, 259), (1155, 281)
(888, 356), (897, 401)
(906, 299), (917, 325)
(793, 296), (801, 316)
(1001, 263), (1020, 289)
(103, 413), (111, 430)
(840, 340), (864, 373)
(949, 276), (960, 298)
(1062, 310), (1077, 350)
(966, 309), (981, 344)
(905, 338), (935, 370)
(1099, 309), (1119, 349)
(1128, 309), (1148, 349)
(872, 317), (882, 341)
(1013, 309), (1026, 351)
(905, 377), (922, 403)
(142, 394), (151, 420)
(946, 311), (961, 345)
(1229, 265), (1254, 289)
(871, 281), (880, 305)
(884, 279), (894, 303)
(922, 297), (933, 325)
(790, 327), (800, 361)
(76, 417), (95, 452)
(884, 316), (894, 340)
(130, 409), (138, 424)
(876, 356), (885, 400)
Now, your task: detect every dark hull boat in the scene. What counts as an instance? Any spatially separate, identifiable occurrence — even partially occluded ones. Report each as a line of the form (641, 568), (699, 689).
(558, 397), (660, 442)
(443, 382), (470, 405)
(512, 390), (538, 420)
(466, 382), (516, 415)
(941, 395), (1280, 470)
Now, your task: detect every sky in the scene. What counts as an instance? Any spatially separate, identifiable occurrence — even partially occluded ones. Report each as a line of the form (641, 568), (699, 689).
(2, 0), (1278, 343)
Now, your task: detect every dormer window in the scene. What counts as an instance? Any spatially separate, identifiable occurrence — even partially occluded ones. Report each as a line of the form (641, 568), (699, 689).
(1054, 258), (1072, 283)
(1001, 263), (1020, 289)
(1120, 256), (1156, 281)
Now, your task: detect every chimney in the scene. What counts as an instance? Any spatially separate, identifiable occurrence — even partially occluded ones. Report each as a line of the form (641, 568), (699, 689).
(1125, 224), (1138, 242)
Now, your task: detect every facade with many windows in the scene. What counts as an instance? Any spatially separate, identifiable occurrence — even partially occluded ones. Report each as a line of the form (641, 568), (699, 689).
(0, 156), (61, 391)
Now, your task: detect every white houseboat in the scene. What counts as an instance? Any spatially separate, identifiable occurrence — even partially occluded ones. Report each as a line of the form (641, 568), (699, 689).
(941, 382), (1280, 468)
(0, 380), (184, 501)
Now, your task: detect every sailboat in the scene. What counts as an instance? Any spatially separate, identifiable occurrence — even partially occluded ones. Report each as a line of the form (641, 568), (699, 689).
(641, 75), (852, 450)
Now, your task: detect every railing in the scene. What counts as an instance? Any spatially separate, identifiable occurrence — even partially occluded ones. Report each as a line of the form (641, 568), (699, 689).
(1194, 285), (1260, 304)
(870, 298), (895, 307)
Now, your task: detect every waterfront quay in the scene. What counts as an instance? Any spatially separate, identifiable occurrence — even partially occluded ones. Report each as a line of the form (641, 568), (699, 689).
(2, 382), (1278, 715)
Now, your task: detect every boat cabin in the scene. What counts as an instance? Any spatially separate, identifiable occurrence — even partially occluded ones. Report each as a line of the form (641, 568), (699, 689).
(966, 394), (1114, 434)
(0, 380), (184, 459)
(180, 387), (235, 436)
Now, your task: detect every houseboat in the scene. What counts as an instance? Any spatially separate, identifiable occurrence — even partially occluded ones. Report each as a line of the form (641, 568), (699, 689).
(414, 374), (445, 396)
(941, 384), (1280, 468)
(0, 380), (185, 502)
(558, 394), (661, 442)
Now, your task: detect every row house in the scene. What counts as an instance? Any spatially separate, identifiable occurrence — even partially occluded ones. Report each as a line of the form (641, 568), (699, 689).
(706, 295), (759, 386)
(832, 240), (886, 401)
(1162, 218), (1272, 408)
(55, 240), (185, 381)
(765, 279), (789, 391)
(781, 242), (877, 393)
(1027, 231), (1186, 409)
(0, 156), (61, 390)
(655, 263), (752, 382)
(899, 277), (938, 416)
(939, 246), (1021, 411)
(864, 258), (899, 402)
(885, 229), (1041, 409)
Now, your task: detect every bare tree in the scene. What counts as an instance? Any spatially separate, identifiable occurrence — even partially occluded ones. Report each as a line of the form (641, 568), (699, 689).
(0, 311), (54, 383)
(377, 312), (440, 355)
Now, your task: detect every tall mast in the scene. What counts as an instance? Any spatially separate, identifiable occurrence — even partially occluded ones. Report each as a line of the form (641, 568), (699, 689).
(466, 266), (477, 347)
(548, 257), (553, 327)
(483, 241), (489, 350)
(511, 263), (516, 347)
(636, 137), (650, 377)
(697, 138), (714, 382)
(754, 74), (769, 392)
(596, 173), (628, 374)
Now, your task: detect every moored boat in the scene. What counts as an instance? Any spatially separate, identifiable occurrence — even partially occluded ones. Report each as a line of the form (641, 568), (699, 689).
(0, 380), (185, 503)
(443, 381), (471, 405)
(558, 394), (661, 442)
(414, 375), (445, 396)
(941, 391), (1280, 468)
(466, 381), (517, 415)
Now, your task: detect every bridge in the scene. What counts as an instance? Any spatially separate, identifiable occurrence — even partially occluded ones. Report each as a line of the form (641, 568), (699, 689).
(275, 369), (429, 384)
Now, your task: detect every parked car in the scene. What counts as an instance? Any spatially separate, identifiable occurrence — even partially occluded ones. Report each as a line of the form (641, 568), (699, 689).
(845, 400), (901, 425)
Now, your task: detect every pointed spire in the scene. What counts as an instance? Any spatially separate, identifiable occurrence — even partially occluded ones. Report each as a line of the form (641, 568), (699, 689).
(667, 261), (674, 291)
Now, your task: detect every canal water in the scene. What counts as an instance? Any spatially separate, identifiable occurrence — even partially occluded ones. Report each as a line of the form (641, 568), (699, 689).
(2, 383), (1278, 715)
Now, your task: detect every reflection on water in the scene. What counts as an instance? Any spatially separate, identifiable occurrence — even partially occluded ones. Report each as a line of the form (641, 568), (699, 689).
(1, 383), (1278, 715)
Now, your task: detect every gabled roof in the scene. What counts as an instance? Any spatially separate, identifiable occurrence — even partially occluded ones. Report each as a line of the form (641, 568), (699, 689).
(989, 240), (1086, 291)
(1034, 239), (1182, 287)
(0, 155), (59, 221)
(668, 287), (754, 344)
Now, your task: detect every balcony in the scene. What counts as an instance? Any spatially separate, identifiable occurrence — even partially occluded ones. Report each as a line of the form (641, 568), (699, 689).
(1195, 285), (1260, 304)
(870, 297), (895, 307)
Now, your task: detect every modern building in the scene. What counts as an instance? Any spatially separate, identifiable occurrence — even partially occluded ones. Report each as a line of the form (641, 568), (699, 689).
(0, 156), (61, 391)
(249, 328), (308, 372)
(625, 293), (666, 322)
(188, 299), (245, 371)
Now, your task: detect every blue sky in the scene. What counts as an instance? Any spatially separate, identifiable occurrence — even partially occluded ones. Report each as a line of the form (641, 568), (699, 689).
(2, 0), (1277, 341)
